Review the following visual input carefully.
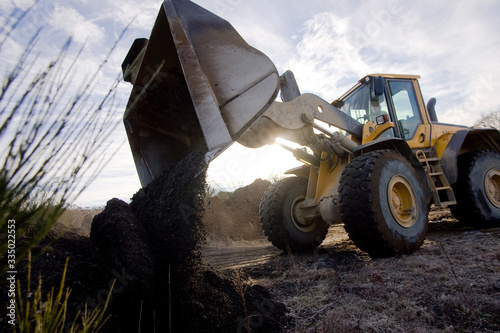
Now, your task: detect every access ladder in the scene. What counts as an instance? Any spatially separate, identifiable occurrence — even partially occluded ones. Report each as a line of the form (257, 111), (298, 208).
(416, 150), (457, 207)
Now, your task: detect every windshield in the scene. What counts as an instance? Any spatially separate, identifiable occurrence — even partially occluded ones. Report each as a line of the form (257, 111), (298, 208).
(339, 83), (389, 123)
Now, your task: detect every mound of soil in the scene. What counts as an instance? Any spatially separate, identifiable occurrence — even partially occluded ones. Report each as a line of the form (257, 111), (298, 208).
(52, 207), (101, 236)
(204, 179), (271, 240)
(90, 151), (288, 332)
(0, 152), (287, 333)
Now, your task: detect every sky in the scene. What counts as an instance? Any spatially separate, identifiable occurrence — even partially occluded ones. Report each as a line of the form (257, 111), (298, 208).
(1, 0), (500, 207)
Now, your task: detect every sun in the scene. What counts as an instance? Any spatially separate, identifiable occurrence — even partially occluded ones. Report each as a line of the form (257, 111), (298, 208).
(206, 141), (302, 191)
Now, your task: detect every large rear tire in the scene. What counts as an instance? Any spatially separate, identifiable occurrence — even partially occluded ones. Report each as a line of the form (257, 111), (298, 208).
(450, 151), (500, 226)
(259, 177), (329, 251)
(339, 150), (428, 257)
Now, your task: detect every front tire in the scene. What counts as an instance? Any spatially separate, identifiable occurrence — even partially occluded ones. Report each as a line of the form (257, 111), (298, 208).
(450, 151), (500, 226)
(339, 150), (428, 257)
(259, 177), (329, 251)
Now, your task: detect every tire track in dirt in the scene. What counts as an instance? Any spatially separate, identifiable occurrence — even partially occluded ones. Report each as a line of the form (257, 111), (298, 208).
(204, 243), (281, 270)
(203, 225), (354, 271)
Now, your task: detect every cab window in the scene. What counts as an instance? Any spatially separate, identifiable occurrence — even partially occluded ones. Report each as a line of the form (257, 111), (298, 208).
(388, 80), (422, 140)
(339, 83), (393, 137)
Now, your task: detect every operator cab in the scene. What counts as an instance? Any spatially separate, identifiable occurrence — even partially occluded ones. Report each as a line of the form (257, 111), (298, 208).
(333, 74), (430, 146)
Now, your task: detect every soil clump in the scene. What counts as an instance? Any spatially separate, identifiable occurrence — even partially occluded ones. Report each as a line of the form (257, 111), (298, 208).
(90, 151), (288, 332)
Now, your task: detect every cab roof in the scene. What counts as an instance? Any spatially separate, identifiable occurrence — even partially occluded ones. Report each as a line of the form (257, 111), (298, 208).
(360, 74), (421, 82)
(334, 74), (422, 103)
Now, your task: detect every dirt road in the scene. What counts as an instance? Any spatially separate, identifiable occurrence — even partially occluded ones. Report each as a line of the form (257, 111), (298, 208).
(203, 225), (351, 271)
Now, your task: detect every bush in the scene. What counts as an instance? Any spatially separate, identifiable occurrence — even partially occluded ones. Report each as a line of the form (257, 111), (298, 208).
(0, 3), (122, 273)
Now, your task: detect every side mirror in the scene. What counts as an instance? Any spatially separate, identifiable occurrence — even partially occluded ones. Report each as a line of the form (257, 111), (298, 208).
(373, 76), (385, 96)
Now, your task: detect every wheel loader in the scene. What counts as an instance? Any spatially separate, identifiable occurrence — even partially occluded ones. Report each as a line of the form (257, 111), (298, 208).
(122, 0), (500, 256)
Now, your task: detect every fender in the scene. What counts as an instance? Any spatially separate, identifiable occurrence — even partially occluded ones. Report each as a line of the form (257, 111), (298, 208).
(284, 165), (310, 178)
(441, 128), (500, 184)
(353, 137), (422, 168)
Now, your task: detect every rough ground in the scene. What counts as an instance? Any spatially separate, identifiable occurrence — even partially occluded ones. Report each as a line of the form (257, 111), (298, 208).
(1, 179), (500, 332)
(207, 217), (500, 332)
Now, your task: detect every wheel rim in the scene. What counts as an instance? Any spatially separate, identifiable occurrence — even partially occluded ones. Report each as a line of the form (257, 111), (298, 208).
(485, 168), (500, 208)
(290, 194), (316, 232)
(387, 175), (418, 228)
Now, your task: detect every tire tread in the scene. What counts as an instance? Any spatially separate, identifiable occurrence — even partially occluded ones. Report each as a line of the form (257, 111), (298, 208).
(259, 177), (328, 251)
(450, 150), (500, 226)
(339, 150), (427, 256)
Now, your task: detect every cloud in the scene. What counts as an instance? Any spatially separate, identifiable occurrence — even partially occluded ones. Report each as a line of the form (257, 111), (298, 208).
(98, 1), (161, 30)
(49, 4), (105, 45)
(285, 12), (370, 98)
(64, 0), (162, 32)
(0, 0), (35, 12)
(261, 0), (500, 125)
(388, 0), (500, 124)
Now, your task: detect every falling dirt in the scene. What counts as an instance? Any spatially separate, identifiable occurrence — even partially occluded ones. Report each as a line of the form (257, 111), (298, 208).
(89, 151), (288, 332)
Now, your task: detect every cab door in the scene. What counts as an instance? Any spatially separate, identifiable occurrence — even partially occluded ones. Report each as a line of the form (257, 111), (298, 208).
(386, 79), (430, 148)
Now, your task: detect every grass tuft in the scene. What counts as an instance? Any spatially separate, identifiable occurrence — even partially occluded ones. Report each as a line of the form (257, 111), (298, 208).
(15, 253), (112, 333)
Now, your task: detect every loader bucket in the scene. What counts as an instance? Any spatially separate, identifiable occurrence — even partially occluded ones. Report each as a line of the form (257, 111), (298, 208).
(123, 0), (280, 186)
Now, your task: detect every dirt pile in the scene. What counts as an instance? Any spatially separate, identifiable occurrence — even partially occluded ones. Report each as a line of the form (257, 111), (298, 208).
(52, 207), (102, 236)
(204, 179), (271, 240)
(90, 151), (288, 332)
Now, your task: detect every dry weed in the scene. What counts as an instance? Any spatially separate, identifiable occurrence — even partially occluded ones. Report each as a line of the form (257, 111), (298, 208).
(251, 221), (500, 332)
